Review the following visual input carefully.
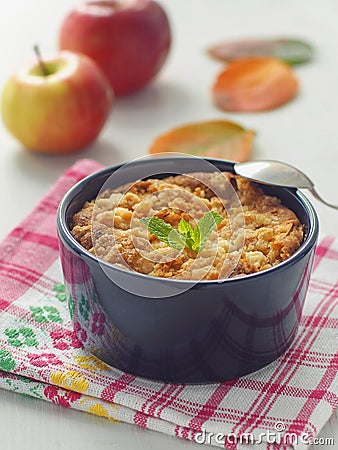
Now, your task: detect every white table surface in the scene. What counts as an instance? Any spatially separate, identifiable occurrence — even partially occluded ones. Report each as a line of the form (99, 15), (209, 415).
(0, 0), (337, 449)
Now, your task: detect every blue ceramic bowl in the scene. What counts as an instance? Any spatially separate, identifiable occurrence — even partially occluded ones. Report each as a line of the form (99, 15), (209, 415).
(57, 157), (319, 383)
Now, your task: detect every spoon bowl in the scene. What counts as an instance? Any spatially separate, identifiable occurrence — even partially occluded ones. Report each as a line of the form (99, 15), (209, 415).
(234, 160), (338, 210)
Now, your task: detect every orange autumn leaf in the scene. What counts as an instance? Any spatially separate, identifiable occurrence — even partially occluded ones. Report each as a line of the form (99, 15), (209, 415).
(148, 120), (255, 162)
(212, 57), (299, 112)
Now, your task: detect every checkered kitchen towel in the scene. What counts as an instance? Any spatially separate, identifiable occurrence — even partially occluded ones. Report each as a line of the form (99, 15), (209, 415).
(0, 159), (337, 450)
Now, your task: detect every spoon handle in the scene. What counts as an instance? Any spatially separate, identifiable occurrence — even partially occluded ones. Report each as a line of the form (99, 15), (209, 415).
(308, 188), (338, 210)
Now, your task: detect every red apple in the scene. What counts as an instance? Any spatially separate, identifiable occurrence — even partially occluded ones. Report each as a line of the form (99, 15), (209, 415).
(1, 50), (113, 154)
(59, 0), (171, 96)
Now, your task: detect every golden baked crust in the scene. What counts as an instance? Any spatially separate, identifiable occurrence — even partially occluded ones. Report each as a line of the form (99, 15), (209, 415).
(71, 172), (303, 280)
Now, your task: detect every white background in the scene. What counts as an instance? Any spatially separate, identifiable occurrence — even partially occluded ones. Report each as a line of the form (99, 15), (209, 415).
(0, 0), (337, 449)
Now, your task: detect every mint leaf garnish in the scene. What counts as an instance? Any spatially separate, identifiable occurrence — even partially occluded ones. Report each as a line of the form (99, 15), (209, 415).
(140, 211), (223, 254)
(140, 217), (185, 251)
(140, 217), (173, 245)
(168, 229), (186, 251)
(178, 218), (195, 251)
(195, 211), (223, 252)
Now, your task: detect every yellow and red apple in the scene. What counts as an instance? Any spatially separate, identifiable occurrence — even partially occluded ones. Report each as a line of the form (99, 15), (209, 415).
(1, 50), (113, 154)
(59, 0), (171, 96)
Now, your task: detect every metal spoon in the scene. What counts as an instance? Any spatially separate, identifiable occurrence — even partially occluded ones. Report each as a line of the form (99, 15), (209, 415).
(234, 160), (338, 210)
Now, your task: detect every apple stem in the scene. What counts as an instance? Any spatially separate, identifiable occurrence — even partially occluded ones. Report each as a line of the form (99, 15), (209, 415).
(33, 45), (50, 76)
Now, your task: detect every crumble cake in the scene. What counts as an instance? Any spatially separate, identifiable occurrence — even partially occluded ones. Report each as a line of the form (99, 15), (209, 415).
(71, 172), (303, 280)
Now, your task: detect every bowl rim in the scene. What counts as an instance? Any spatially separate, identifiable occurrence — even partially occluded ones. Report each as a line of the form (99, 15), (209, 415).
(57, 157), (319, 286)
